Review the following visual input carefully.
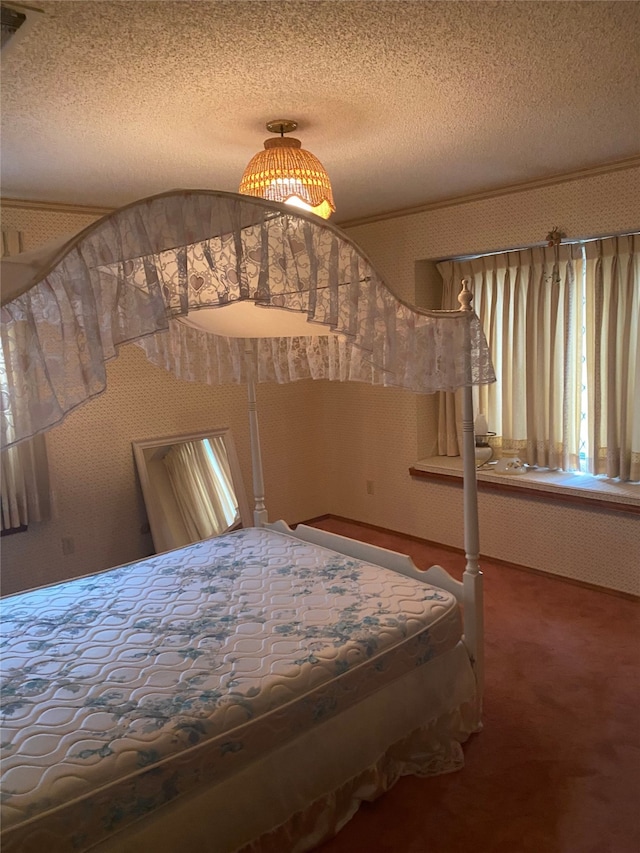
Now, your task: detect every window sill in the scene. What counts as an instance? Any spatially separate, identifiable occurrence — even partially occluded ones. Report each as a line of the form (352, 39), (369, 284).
(409, 457), (640, 515)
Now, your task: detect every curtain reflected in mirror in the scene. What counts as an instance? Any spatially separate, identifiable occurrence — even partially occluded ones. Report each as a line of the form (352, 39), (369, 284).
(133, 428), (251, 553)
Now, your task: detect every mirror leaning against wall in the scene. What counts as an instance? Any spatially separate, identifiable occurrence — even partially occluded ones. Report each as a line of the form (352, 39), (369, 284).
(132, 428), (251, 554)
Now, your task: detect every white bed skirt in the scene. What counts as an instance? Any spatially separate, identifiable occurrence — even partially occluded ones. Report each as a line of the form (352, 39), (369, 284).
(92, 641), (478, 853)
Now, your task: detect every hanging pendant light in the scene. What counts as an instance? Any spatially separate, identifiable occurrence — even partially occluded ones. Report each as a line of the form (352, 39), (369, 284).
(239, 120), (335, 219)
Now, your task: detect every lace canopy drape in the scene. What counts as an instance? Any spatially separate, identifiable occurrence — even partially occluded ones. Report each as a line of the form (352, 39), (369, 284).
(1, 191), (495, 449)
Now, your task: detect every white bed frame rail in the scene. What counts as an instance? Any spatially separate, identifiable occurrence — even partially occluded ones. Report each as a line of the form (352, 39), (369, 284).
(268, 519), (462, 598)
(244, 340), (268, 527)
(458, 280), (485, 705)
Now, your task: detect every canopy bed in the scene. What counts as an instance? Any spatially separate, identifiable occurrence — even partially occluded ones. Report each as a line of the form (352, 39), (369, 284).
(0, 190), (495, 852)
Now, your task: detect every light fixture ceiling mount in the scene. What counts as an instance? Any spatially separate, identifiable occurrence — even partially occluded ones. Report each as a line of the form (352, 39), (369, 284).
(265, 119), (298, 135)
(239, 119), (335, 219)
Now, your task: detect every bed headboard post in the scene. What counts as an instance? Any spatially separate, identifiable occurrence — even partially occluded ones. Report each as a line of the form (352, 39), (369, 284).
(244, 340), (268, 527)
(458, 279), (485, 709)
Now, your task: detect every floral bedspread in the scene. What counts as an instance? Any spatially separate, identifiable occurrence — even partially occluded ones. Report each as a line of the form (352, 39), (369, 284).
(0, 527), (460, 852)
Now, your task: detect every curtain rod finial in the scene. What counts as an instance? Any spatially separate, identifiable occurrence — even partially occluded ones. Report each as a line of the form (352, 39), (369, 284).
(546, 226), (566, 247)
(458, 278), (473, 311)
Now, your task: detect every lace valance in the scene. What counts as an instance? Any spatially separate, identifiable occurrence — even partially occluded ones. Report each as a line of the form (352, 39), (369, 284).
(1, 190), (495, 448)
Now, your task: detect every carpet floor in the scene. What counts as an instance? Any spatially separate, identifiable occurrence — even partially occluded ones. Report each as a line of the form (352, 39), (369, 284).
(309, 517), (639, 853)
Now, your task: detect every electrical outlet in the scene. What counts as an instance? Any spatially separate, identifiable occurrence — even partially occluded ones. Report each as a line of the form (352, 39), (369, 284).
(366, 480), (375, 495)
(61, 536), (75, 555)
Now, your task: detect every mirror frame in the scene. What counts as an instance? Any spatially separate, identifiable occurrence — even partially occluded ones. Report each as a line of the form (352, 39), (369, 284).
(132, 427), (252, 553)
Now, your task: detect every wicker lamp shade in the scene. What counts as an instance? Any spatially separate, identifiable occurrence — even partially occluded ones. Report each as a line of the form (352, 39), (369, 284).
(239, 133), (335, 220)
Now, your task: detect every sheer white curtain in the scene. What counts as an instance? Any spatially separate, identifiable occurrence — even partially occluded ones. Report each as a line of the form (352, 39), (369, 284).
(1, 229), (51, 532)
(586, 236), (639, 480)
(1, 433), (50, 531)
(437, 234), (639, 481)
(164, 439), (239, 541)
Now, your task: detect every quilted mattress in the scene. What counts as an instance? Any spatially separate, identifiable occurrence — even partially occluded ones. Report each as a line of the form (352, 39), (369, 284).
(0, 527), (462, 852)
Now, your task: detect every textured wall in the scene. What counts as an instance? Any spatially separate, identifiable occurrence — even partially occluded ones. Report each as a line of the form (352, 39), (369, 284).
(0, 207), (97, 250)
(2, 166), (639, 596)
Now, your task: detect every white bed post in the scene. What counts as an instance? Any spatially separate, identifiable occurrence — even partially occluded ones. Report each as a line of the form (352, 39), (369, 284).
(244, 340), (268, 527)
(458, 280), (485, 715)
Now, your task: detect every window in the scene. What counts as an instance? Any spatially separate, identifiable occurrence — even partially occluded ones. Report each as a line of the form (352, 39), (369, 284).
(436, 233), (639, 482)
(1, 228), (51, 532)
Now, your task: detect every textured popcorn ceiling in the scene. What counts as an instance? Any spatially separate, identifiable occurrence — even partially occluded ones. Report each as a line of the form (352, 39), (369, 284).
(1, 0), (639, 222)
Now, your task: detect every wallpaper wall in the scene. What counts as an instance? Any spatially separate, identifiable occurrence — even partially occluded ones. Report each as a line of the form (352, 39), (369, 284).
(2, 164), (639, 596)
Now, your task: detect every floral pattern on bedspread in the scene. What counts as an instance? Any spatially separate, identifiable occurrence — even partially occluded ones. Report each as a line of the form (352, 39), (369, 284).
(0, 528), (460, 852)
